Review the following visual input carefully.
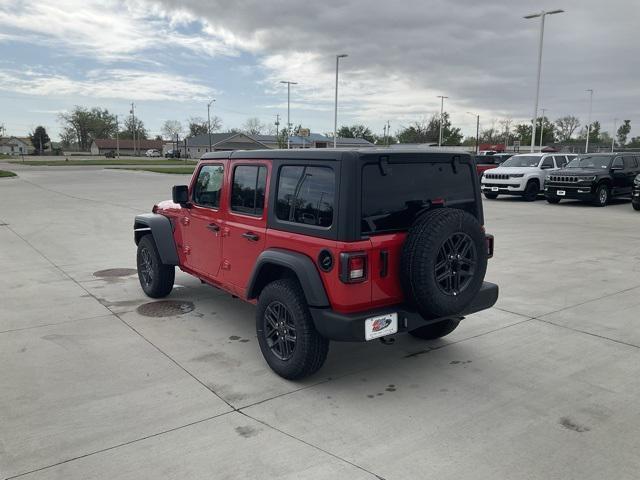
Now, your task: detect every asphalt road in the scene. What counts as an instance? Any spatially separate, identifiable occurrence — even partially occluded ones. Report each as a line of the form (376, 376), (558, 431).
(1, 164), (639, 479)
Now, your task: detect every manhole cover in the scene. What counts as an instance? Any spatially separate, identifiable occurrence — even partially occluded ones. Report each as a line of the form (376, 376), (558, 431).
(137, 300), (195, 317)
(93, 268), (137, 278)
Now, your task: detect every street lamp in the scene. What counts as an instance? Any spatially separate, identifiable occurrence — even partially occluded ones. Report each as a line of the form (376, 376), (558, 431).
(280, 80), (298, 149)
(334, 54), (348, 148)
(466, 112), (480, 154)
(539, 108), (546, 148)
(524, 9), (564, 152)
(207, 98), (215, 153)
(437, 95), (448, 147)
(612, 118), (617, 152)
(585, 89), (593, 153)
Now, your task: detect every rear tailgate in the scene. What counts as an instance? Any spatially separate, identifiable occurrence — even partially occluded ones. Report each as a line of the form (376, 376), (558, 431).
(368, 232), (406, 308)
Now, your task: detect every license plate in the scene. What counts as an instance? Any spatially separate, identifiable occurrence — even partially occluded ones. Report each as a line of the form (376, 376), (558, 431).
(556, 190), (566, 196)
(365, 313), (398, 341)
(491, 187), (499, 192)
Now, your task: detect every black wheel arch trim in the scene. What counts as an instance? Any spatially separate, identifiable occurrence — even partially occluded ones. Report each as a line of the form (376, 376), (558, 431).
(134, 213), (179, 266)
(247, 249), (330, 307)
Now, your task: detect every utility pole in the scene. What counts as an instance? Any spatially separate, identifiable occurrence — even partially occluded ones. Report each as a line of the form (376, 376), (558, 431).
(437, 95), (448, 147)
(280, 81), (297, 149)
(585, 89), (593, 153)
(275, 114), (280, 138)
(115, 115), (120, 159)
(539, 108), (546, 148)
(207, 98), (215, 152)
(524, 9), (565, 153)
(334, 54), (348, 148)
(130, 102), (136, 157)
(612, 118), (617, 152)
(385, 120), (391, 146)
(466, 112), (479, 154)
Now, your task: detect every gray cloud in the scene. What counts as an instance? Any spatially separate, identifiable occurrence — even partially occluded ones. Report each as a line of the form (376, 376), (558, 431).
(155, 0), (640, 134)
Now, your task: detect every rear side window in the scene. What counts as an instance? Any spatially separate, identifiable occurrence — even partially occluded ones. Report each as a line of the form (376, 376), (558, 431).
(553, 155), (568, 168)
(193, 164), (224, 208)
(623, 157), (638, 169)
(231, 165), (267, 216)
(276, 166), (335, 227)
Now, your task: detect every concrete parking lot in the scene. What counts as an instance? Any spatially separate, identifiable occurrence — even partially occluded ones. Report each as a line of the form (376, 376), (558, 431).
(1, 163), (640, 479)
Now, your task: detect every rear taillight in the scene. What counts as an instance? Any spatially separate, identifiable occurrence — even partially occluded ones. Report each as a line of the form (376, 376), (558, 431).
(339, 252), (367, 283)
(486, 234), (494, 258)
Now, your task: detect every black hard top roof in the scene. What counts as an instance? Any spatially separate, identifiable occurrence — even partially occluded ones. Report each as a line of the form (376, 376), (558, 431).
(200, 148), (472, 161)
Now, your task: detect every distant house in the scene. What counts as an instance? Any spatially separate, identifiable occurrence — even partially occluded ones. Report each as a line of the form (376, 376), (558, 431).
(90, 139), (164, 156)
(182, 132), (375, 158)
(0, 136), (34, 155)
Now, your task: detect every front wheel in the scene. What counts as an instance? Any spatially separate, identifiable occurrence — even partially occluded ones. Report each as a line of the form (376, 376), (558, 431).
(484, 192), (499, 200)
(593, 184), (609, 207)
(633, 202), (640, 211)
(137, 235), (175, 298)
(409, 319), (460, 340)
(546, 196), (561, 204)
(522, 181), (540, 202)
(256, 279), (329, 380)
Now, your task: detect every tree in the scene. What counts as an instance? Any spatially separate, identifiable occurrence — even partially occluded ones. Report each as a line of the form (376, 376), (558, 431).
(161, 120), (183, 140)
(59, 126), (76, 149)
(396, 113), (461, 145)
(337, 124), (376, 143)
(627, 136), (640, 148)
(30, 126), (51, 154)
(188, 116), (209, 136)
(555, 115), (580, 142)
(243, 117), (265, 135)
(119, 116), (148, 140)
(617, 120), (631, 146)
(514, 117), (555, 146)
(579, 121), (601, 144)
(58, 106), (118, 151)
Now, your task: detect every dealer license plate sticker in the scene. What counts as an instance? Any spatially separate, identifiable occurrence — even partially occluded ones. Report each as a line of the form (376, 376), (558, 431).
(491, 187), (499, 192)
(557, 190), (566, 196)
(365, 313), (398, 341)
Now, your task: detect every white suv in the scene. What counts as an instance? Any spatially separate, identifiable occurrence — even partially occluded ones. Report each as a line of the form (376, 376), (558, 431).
(481, 153), (576, 201)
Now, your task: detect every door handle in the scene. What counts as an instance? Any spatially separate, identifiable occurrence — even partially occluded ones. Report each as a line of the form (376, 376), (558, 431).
(241, 232), (260, 242)
(207, 223), (220, 232)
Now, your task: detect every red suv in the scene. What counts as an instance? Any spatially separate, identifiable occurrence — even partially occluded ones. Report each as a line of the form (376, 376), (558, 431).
(134, 149), (498, 379)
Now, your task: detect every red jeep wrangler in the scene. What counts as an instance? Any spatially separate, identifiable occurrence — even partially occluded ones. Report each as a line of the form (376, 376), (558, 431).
(134, 149), (498, 379)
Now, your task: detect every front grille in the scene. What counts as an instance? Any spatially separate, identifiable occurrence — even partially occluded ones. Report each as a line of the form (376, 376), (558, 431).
(484, 173), (510, 180)
(548, 175), (579, 183)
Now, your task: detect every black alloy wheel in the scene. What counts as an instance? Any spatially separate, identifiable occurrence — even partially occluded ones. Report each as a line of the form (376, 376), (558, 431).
(263, 301), (297, 361)
(434, 232), (477, 297)
(138, 246), (154, 287)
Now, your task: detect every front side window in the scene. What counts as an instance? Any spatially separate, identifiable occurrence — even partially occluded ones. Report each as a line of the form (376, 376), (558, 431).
(541, 157), (554, 169)
(501, 155), (540, 168)
(231, 165), (267, 216)
(554, 155), (568, 168)
(193, 164), (224, 208)
(612, 157), (624, 169)
(567, 155), (612, 169)
(276, 166), (335, 227)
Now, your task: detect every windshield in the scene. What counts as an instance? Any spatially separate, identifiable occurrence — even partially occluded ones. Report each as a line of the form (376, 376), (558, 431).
(501, 155), (540, 168)
(566, 155), (612, 169)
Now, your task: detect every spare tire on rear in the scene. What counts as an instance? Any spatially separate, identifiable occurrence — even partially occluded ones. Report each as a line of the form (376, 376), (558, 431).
(400, 208), (487, 319)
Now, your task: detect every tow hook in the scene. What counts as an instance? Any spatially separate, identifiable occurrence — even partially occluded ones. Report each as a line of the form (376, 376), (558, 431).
(379, 337), (395, 345)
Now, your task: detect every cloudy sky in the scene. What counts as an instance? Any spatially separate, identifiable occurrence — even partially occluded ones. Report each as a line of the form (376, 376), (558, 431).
(1, 0), (639, 140)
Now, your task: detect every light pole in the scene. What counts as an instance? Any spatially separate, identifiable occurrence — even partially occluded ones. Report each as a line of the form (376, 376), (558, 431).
(612, 118), (617, 152)
(466, 112), (480, 154)
(437, 95), (448, 147)
(334, 54), (348, 148)
(207, 99), (215, 152)
(280, 80), (297, 149)
(524, 9), (564, 153)
(585, 89), (593, 153)
(539, 108), (546, 148)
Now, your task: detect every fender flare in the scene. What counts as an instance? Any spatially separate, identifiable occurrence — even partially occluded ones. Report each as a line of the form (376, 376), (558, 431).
(247, 249), (330, 307)
(134, 213), (179, 265)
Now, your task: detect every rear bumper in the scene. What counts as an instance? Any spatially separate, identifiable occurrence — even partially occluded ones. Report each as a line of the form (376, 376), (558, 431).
(310, 281), (499, 342)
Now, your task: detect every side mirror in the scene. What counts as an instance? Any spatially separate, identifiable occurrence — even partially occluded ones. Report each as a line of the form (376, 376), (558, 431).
(172, 185), (189, 205)
(540, 164), (552, 170)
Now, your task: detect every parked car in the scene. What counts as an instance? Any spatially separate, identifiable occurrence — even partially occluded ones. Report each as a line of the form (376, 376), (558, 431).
(633, 174), (640, 211)
(481, 153), (575, 201)
(133, 149), (498, 379)
(145, 149), (161, 157)
(475, 153), (513, 178)
(165, 149), (181, 159)
(104, 150), (116, 158)
(545, 153), (640, 207)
